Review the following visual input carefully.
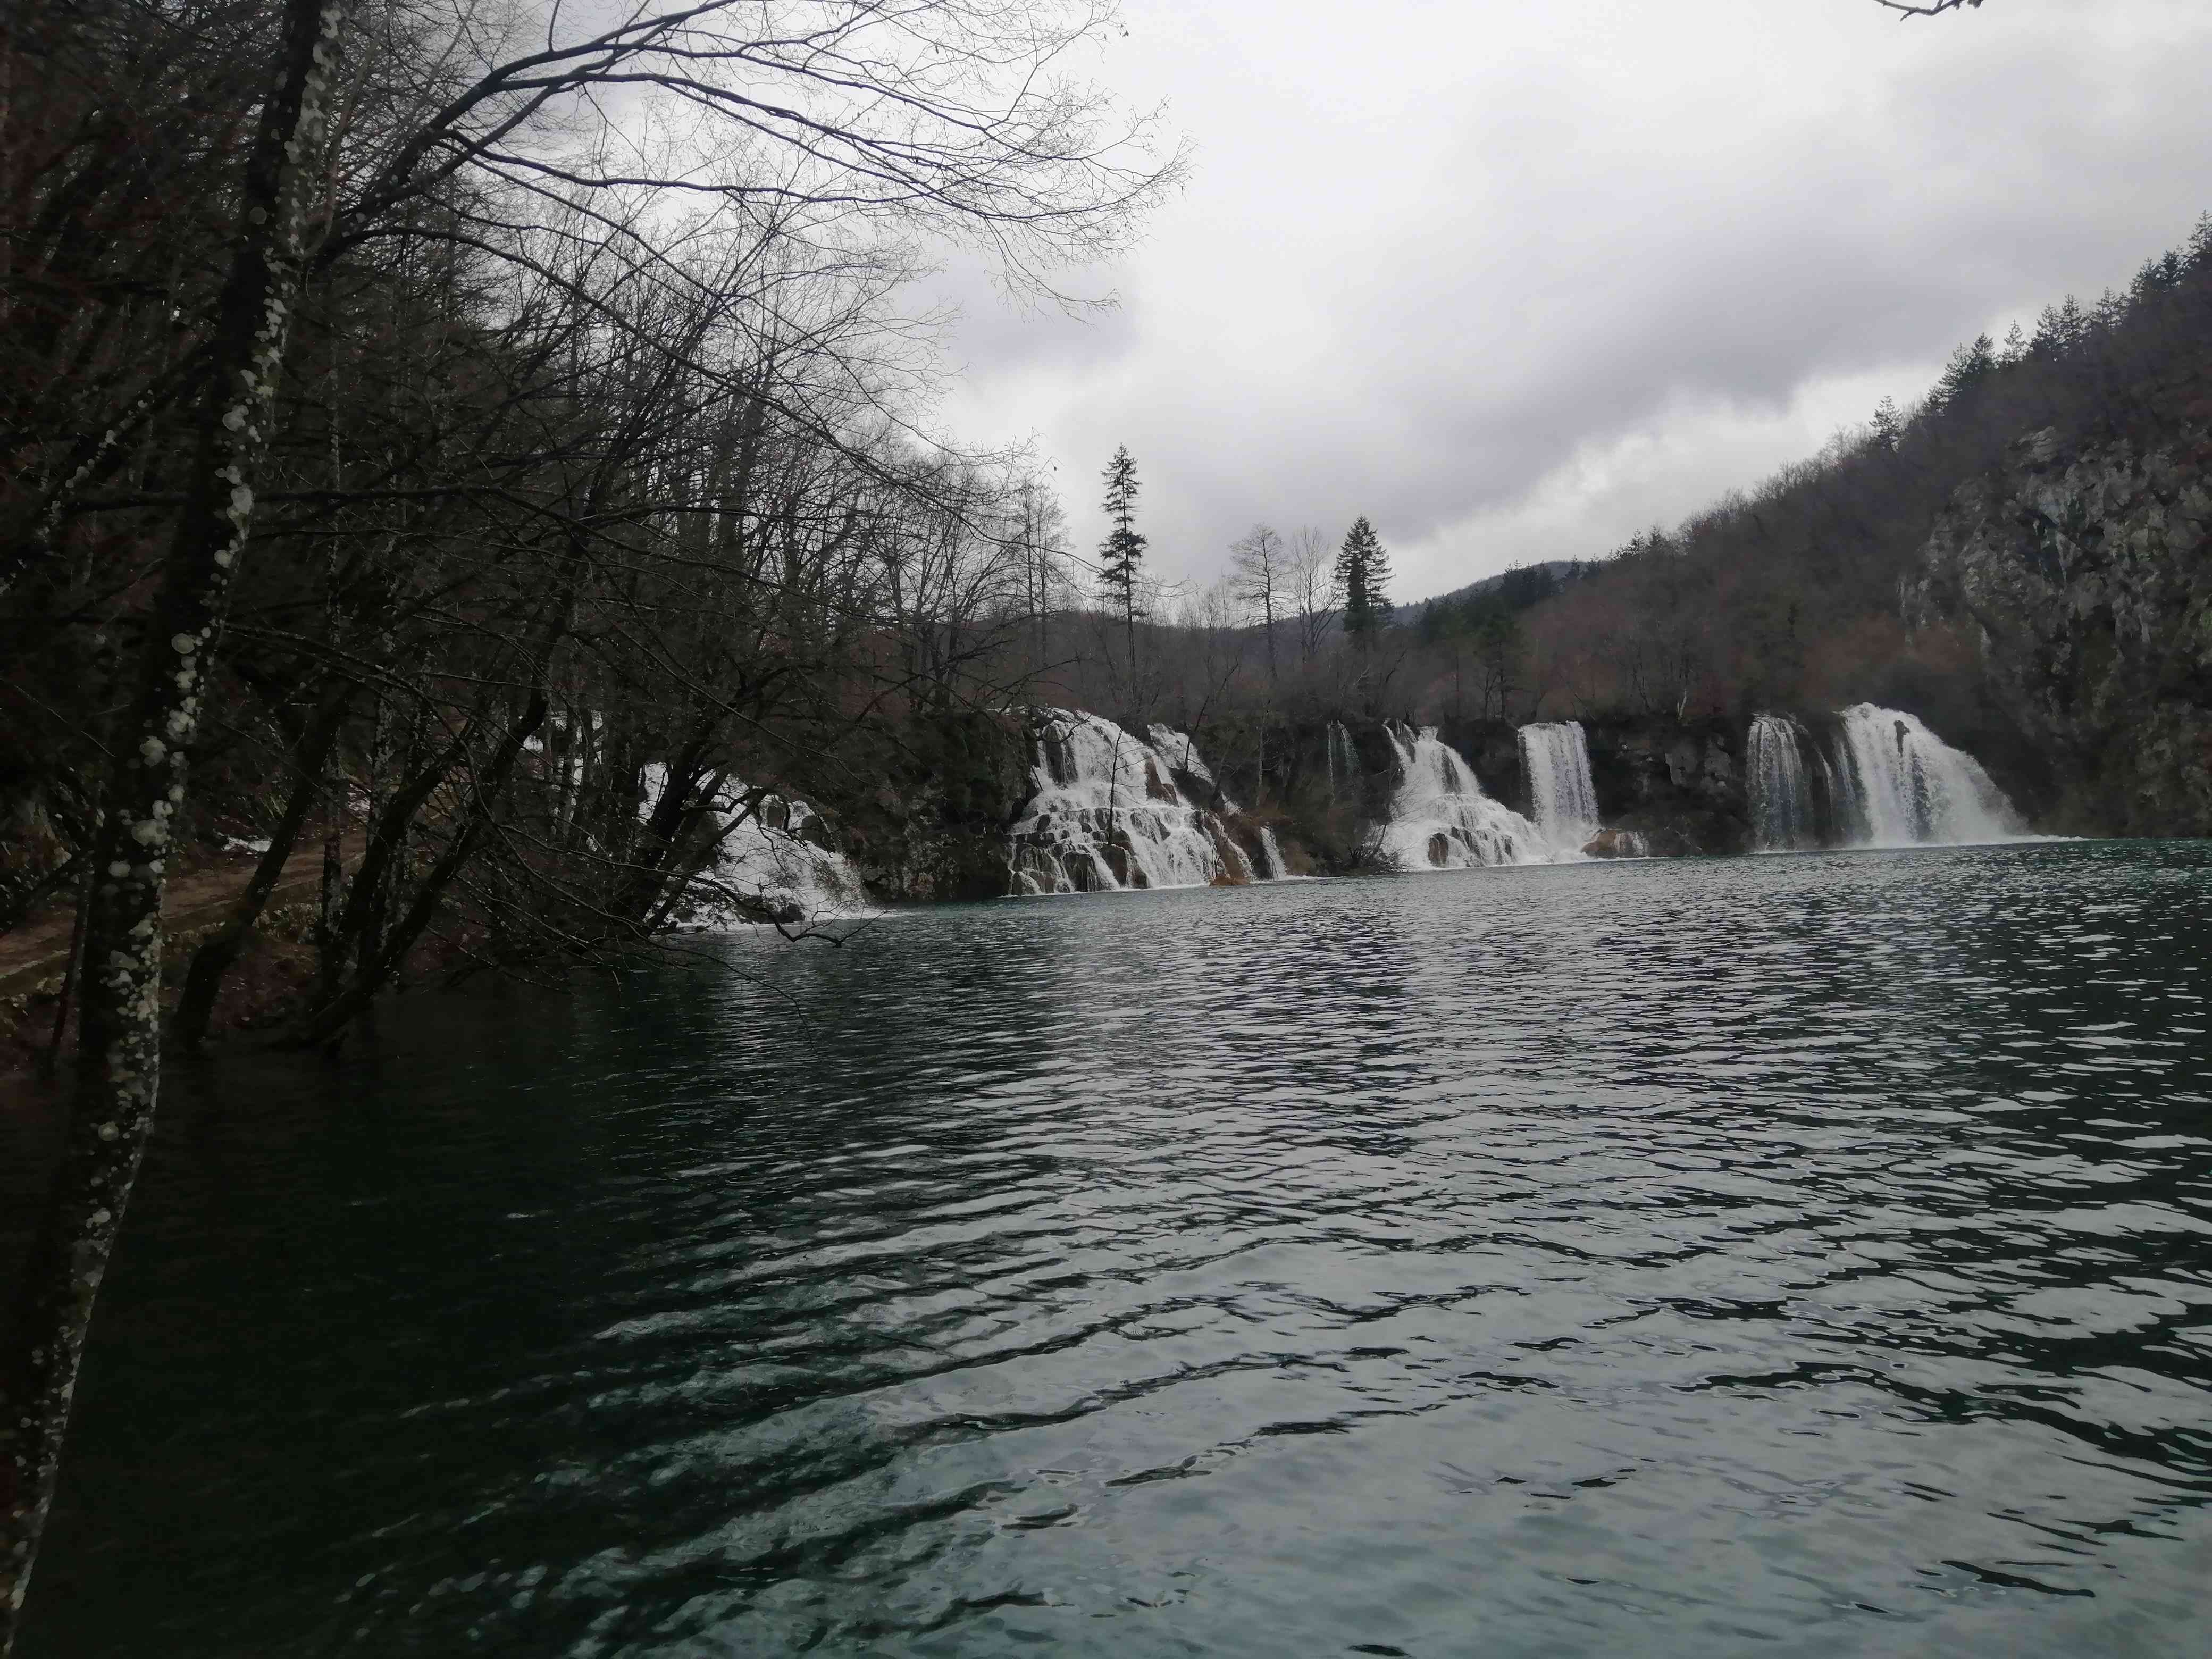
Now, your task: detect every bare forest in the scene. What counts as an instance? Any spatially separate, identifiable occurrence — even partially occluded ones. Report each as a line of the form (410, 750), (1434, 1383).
(1, 0), (1182, 1637)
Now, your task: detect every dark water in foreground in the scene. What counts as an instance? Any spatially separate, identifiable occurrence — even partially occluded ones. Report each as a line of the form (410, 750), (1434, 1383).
(7, 840), (2212, 1656)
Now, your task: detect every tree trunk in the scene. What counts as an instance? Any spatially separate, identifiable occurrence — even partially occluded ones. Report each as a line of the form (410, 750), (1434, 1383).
(286, 681), (552, 1049)
(0, 1), (347, 1645)
(170, 683), (351, 1049)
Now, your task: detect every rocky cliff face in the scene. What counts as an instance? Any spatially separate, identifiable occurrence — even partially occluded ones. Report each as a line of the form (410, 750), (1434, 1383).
(1909, 426), (2212, 836)
(834, 710), (1036, 901)
(1579, 717), (1750, 856)
(1433, 715), (1749, 856)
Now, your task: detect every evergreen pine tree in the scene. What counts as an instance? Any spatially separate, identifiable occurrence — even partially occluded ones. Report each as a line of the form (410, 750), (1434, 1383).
(1931, 332), (1997, 412)
(1870, 395), (1904, 450)
(1335, 515), (1393, 640)
(1096, 445), (1147, 667)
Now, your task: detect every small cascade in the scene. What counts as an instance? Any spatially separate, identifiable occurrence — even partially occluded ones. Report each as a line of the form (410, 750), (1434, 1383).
(1831, 705), (2023, 847)
(1748, 713), (1821, 851)
(1378, 723), (1547, 870)
(1326, 721), (1357, 803)
(643, 765), (869, 926)
(1256, 824), (1289, 880)
(1749, 706), (2023, 850)
(1007, 709), (1260, 894)
(1516, 721), (1602, 857)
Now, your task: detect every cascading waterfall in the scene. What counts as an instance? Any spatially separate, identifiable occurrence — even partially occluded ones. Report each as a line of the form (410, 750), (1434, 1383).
(1326, 722), (1357, 803)
(1748, 713), (1821, 851)
(1831, 705), (2023, 847)
(1749, 706), (2024, 850)
(1148, 723), (1234, 810)
(1256, 825), (1289, 880)
(642, 765), (869, 926)
(1007, 709), (1259, 895)
(1378, 723), (1547, 870)
(1516, 722), (1601, 857)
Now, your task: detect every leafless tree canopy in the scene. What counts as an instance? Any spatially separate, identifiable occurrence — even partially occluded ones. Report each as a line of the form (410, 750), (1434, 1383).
(0, 2), (1184, 1644)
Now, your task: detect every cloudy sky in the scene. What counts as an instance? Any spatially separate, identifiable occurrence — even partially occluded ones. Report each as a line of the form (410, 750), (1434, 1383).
(921, 0), (2212, 606)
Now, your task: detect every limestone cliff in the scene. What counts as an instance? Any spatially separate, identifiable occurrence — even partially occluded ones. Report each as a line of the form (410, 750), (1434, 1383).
(1909, 426), (2212, 835)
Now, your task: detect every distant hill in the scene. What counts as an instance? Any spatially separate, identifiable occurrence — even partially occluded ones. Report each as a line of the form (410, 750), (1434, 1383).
(1412, 560), (1597, 621)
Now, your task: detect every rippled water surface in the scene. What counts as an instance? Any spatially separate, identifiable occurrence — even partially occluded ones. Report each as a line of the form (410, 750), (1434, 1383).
(10, 840), (2212, 1656)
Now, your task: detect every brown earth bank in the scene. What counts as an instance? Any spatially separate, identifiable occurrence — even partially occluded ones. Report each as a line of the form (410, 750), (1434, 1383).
(0, 835), (502, 1091)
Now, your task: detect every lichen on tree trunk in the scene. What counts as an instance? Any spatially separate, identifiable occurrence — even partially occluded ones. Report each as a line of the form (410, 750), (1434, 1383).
(0, 0), (348, 1645)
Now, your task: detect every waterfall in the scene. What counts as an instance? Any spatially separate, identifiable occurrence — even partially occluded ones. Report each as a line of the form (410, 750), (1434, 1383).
(1148, 723), (1235, 811)
(1007, 709), (1259, 895)
(1748, 713), (1820, 851)
(1378, 723), (1547, 870)
(1257, 824), (1289, 880)
(1326, 721), (1356, 803)
(1750, 706), (2023, 850)
(642, 765), (870, 926)
(1831, 705), (2023, 847)
(1516, 721), (1601, 857)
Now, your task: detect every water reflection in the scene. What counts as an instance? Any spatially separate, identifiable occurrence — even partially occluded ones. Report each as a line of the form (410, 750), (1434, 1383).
(5, 839), (2208, 1656)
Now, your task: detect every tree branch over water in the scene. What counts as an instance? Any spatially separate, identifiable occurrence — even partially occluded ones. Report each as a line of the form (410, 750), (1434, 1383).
(0, 3), (1182, 1649)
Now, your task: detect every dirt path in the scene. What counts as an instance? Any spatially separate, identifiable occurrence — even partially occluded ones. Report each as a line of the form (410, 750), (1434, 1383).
(0, 843), (353, 999)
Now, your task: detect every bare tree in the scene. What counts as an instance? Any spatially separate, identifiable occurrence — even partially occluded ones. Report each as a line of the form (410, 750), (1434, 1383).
(0, 3), (1183, 1645)
(1287, 524), (1341, 667)
(1228, 523), (1286, 684)
(2, 0), (351, 1637)
(1013, 480), (1073, 677)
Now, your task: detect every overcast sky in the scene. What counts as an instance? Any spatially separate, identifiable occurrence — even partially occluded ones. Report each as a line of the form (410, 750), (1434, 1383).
(918, 0), (2212, 607)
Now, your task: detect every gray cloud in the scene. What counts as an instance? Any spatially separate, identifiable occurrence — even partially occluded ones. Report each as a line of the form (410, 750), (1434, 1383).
(927, 0), (2212, 600)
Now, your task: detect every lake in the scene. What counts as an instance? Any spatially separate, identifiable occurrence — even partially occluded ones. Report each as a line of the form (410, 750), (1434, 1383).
(6, 840), (2210, 1656)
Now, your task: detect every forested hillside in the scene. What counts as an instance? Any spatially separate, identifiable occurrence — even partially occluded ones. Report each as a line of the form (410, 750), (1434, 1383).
(1506, 216), (2212, 797)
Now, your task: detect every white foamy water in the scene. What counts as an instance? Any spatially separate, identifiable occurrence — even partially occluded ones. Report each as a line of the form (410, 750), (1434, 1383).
(1007, 709), (1257, 894)
(1256, 824), (1289, 880)
(1748, 713), (1822, 851)
(1378, 724), (1548, 870)
(1518, 721), (1601, 857)
(1832, 704), (2024, 847)
(1748, 705), (2026, 851)
(1147, 723), (1235, 812)
(642, 765), (870, 926)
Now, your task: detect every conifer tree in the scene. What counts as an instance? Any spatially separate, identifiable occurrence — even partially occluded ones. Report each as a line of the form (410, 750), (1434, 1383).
(1870, 395), (1905, 450)
(1335, 515), (1393, 641)
(1097, 446), (1148, 668)
(1931, 333), (1997, 413)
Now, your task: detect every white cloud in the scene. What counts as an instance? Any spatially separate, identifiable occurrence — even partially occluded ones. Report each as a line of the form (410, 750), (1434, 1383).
(926, 0), (2212, 599)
